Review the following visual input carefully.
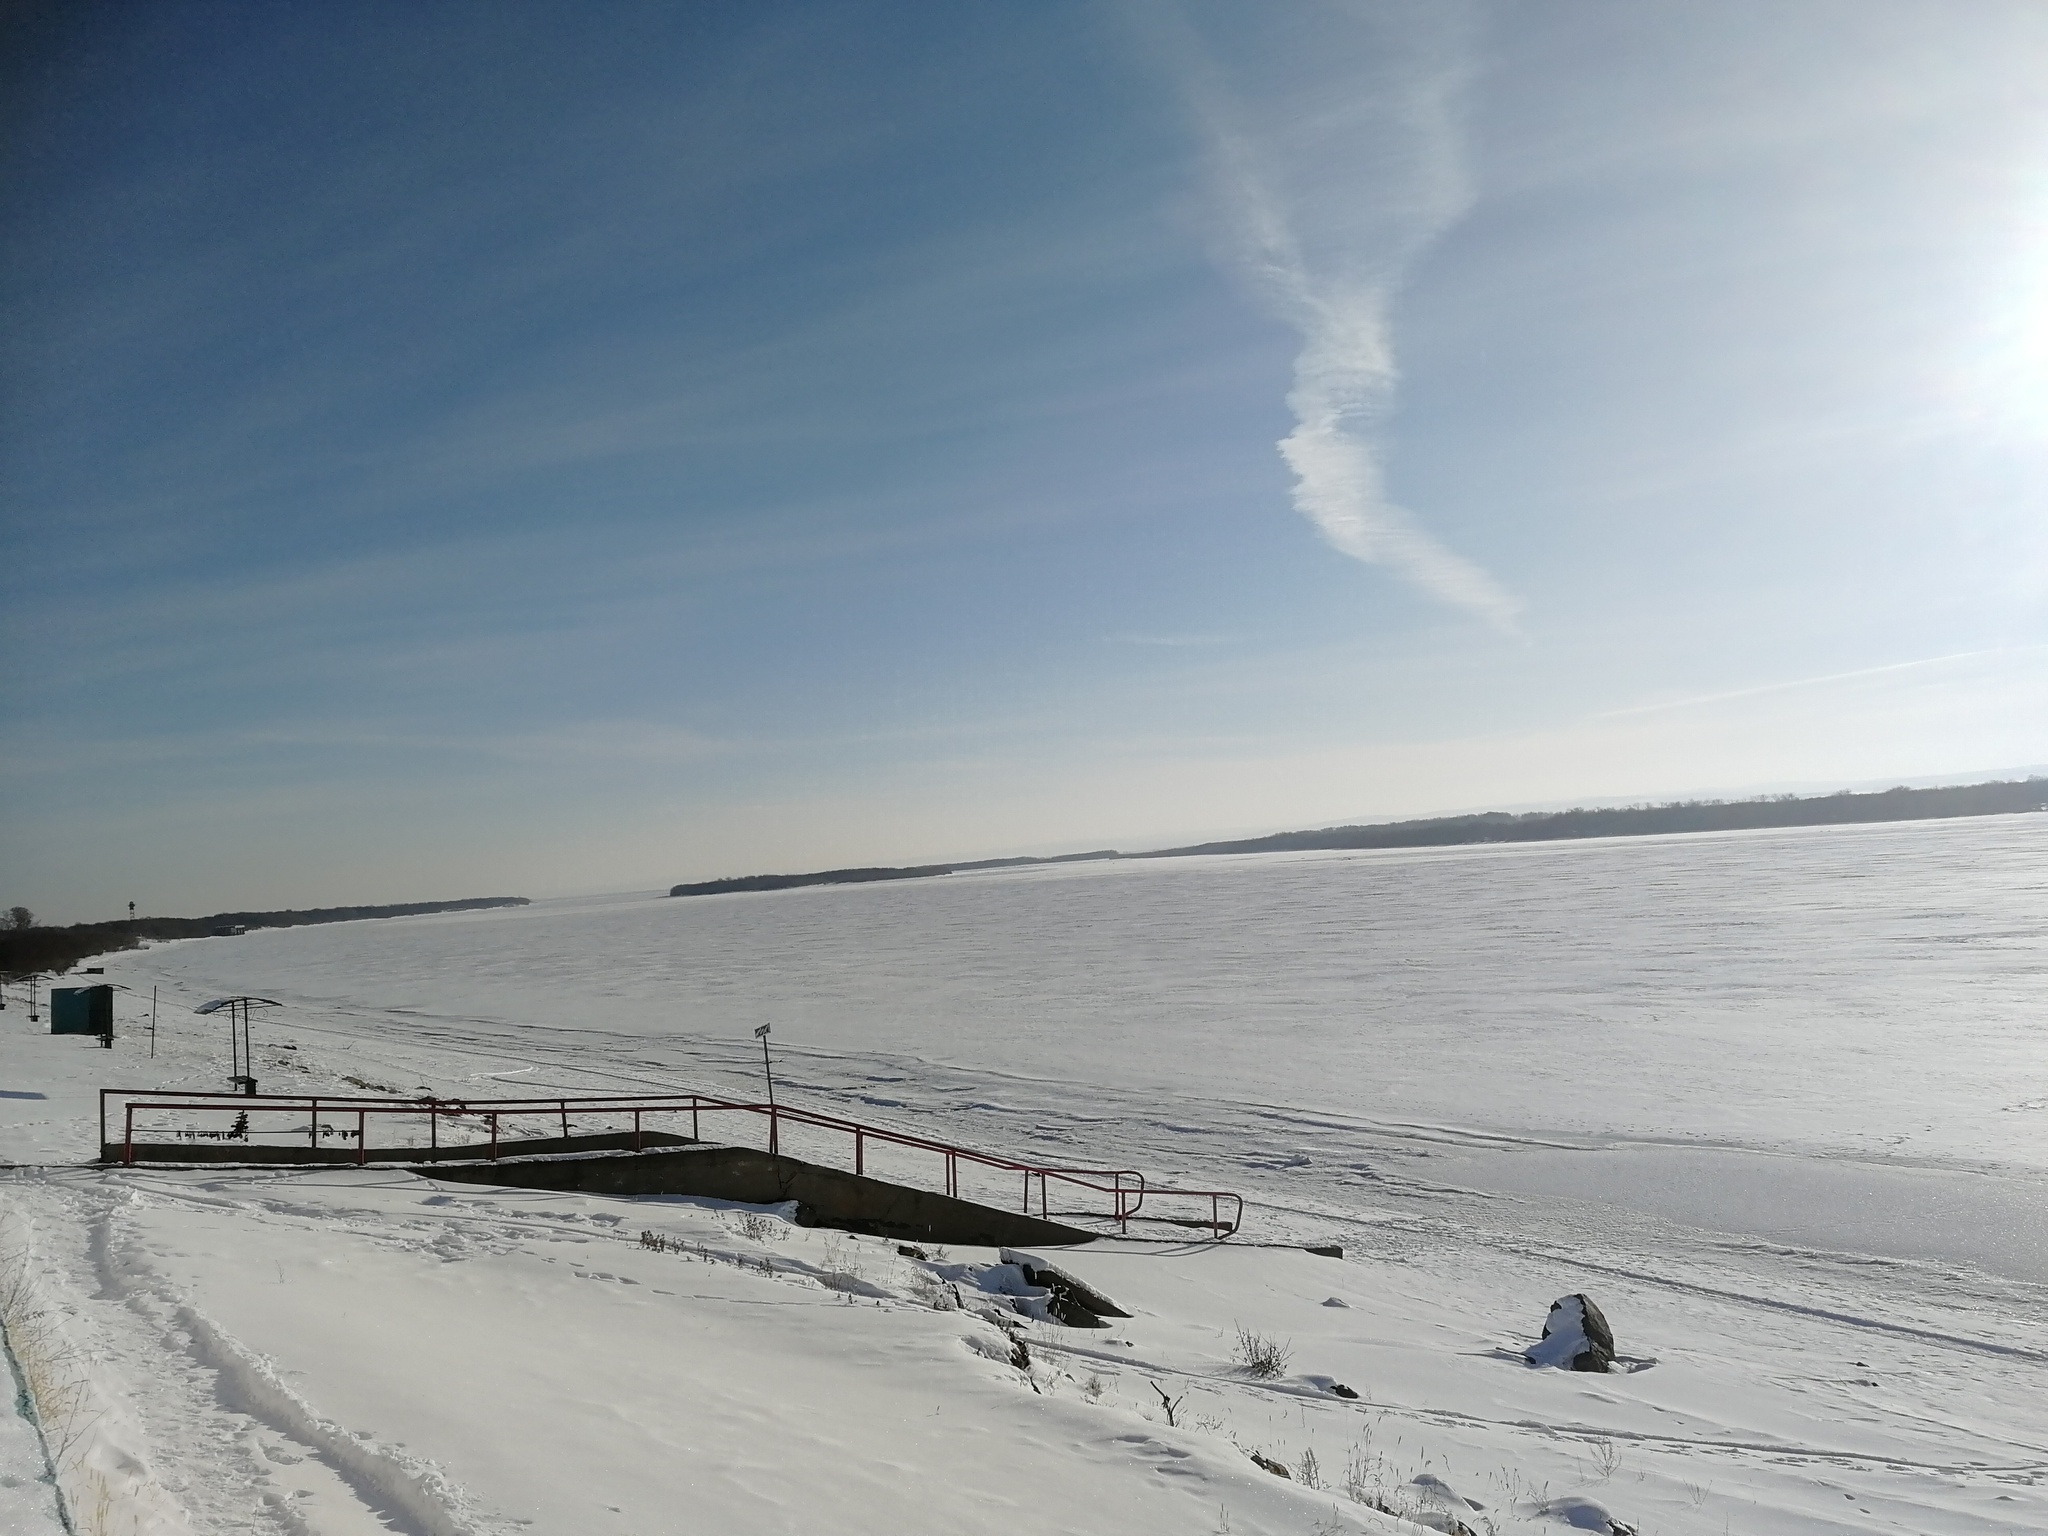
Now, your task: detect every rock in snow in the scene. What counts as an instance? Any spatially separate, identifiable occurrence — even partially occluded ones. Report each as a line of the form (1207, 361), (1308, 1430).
(1526, 1292), (1615, 1372)
(1403, 1471), (1484, 1533)
(1535, 1494), (1638, 1534)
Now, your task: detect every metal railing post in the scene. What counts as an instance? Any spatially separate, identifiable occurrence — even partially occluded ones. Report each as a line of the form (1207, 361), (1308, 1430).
(124, 1104), (135, 1166)
(357, 1109), (367, 1166)
(559, 1100), (569, 1141)
(490, 1113), (499, 1159)
(633, 1108), (643, 1152)
(855, 1129), (864, 1177)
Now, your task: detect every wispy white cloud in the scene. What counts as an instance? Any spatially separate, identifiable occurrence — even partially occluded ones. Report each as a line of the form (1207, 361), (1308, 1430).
(1137, 2), (1521, 632)
(1592, 646), (2041, 719)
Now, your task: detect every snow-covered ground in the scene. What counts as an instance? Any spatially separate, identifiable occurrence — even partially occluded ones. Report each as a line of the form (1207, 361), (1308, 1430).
(4, 815), (2046, 1533)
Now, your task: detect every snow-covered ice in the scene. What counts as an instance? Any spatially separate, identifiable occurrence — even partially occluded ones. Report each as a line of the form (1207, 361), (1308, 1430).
(4, 815), (2047, 1532)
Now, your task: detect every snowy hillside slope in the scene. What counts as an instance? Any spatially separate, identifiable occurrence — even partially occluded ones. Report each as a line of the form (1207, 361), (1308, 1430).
(4, 816), (2046, 1532)
(9, 1146), (2044, 1535)
(8, 1166), (1416, 1536)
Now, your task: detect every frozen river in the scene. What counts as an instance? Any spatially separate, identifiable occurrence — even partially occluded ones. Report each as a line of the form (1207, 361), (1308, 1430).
(102, 812), (2048, 1286)
(14, 811), (2048, 1535)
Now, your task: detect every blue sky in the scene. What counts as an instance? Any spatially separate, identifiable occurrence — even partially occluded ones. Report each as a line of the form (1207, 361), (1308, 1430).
(5, 1), (2045, 922)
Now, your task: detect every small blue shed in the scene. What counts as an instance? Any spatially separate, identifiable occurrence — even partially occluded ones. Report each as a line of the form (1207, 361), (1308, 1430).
(50, 984), (113, 1037)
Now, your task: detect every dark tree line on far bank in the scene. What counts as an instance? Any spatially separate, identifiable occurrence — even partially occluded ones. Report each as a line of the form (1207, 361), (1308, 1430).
(671, 776), (2048, 899)
(0, 897), (528, 980)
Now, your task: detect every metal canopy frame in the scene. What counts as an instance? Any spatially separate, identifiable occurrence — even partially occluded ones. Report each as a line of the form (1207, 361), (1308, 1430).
(193, 996), (281, 1092)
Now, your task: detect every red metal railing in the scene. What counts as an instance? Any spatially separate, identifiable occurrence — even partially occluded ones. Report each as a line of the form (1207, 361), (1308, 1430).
(97, 1088), (1242, 1235)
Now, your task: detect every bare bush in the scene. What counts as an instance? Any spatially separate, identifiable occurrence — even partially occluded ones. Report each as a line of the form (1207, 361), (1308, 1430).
(734, 1210), (778, 1242)
(1150, 1379), (1188, 1427)
(906, 1269), (957, 1311)
(819, 1234), (865, 1287)
(1344, 1442), (1389, 1506)
(1232, 1323), (1292, 1378)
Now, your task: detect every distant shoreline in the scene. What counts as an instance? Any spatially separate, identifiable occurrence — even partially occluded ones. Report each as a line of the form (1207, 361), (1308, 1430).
(669, 776), (2047, 899)
(0, 897), (529, 979)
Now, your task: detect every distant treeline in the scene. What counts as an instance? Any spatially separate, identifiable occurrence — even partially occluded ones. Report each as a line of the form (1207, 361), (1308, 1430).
(669, 850), (1119, 898)
(1135, 778), (2048, 858)
(0, 897), (528, 979)
(669, 777), (2047, 898)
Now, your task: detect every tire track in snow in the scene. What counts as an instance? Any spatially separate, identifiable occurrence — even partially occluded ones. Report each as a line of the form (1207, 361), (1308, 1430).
(1021, 1331), (2048, 1477)
(1223, 1180), (2048, 1369)
(83, 1188), (504, 1536)
(1373, 1400), (2048, 1477)
(173, 1305), (501, 1536)
(1514, 1246), (2048, 1366)
(3, 1185), (195, 1536)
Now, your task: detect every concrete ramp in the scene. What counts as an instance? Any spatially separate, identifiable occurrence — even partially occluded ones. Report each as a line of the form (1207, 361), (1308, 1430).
(416, 1143), (1099, 1248)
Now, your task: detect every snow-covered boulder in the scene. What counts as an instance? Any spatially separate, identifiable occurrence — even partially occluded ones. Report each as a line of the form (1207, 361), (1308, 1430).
(1401, 1472), (1483, 1534)
(1000, 1248), (1131, 1328)
(1525, 1292), (1615, 1372)
(1534, 1494), (1638, 1534)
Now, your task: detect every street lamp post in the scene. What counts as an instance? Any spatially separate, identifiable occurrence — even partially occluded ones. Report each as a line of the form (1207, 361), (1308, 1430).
(754, 1023), (777, 1154)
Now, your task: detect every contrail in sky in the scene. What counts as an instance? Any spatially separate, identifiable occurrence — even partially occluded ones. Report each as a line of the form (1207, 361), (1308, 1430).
(1144, 3), (1521, 633)
(1592, 647), (2035, 719)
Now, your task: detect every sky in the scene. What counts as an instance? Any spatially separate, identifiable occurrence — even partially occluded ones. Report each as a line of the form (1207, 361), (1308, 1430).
(4, 0), (2046, 924)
